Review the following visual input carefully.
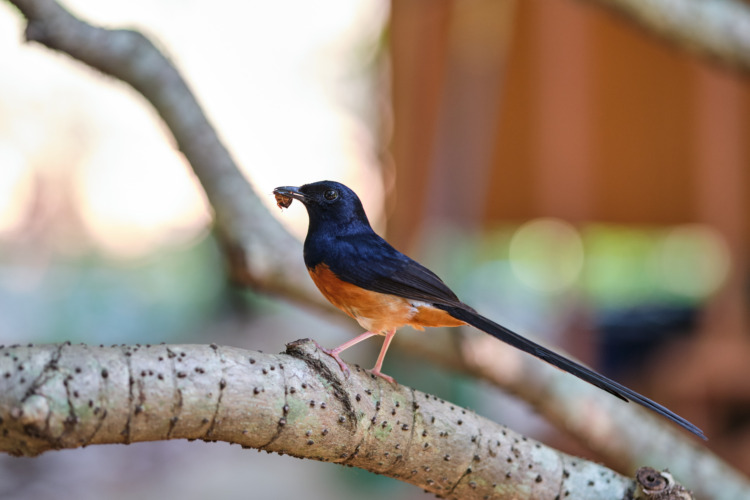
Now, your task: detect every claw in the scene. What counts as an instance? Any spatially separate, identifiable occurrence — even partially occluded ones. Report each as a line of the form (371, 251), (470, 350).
(312, 339), (351, 378)
(370, 369), (396, 385)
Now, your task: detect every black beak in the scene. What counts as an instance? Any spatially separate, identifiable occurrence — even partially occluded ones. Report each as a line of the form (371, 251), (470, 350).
(273, 186), (307, 202)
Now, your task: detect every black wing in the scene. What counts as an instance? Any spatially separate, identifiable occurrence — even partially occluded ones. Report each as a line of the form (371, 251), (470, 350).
(323, 232), (464, 307)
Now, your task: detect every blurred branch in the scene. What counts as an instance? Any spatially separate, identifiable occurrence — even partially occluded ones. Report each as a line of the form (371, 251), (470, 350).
(6, 0), (329, 310)
(582, 0), (750, 72)
(4, 1), (749, 499)
(0, 341), (684, 500)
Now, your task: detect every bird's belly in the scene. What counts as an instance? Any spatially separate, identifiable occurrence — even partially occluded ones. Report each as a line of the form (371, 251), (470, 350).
(308, 264), (465, 333)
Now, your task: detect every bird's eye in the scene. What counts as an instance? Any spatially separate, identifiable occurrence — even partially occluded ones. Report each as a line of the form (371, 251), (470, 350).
(324, 189), (338, 201)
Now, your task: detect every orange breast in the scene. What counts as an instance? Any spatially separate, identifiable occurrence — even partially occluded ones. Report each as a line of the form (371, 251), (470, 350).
(308, 264), (465, 333)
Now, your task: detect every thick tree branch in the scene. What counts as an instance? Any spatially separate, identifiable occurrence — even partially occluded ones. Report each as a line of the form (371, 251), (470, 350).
(0, 341), (686, 500)
(582, 0), (750, 72)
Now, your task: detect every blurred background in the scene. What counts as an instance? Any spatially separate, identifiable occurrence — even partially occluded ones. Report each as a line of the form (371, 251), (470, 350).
(0, 0), (748, 498)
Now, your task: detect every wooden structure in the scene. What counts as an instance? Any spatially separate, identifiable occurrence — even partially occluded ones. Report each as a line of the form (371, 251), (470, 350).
(389, 0), (750, 471)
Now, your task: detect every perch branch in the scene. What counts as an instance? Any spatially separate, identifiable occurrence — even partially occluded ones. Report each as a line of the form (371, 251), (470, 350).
(0, 341), (685, 500)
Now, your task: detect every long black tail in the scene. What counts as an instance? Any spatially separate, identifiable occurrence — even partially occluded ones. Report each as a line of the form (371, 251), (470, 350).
(440, 304), (706, 440)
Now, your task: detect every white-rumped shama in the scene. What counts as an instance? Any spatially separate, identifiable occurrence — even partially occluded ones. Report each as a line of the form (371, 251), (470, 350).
(273, 180), (705, 439)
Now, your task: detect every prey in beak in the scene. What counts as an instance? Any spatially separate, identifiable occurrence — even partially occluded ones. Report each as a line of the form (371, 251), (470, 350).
(273, 186), (305, 209)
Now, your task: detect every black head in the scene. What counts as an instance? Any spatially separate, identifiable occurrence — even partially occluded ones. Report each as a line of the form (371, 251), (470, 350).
(273, 181), (372, 233)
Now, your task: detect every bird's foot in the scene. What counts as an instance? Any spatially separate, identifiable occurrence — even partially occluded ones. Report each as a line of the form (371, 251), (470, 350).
(370, 368), (396, 385)
(312, 340), (350, 378)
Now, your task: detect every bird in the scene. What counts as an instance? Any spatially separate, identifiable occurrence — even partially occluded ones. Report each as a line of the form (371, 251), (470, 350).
(273, 180), (705, 439)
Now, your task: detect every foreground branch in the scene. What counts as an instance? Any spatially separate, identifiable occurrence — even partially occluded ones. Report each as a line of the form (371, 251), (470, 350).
(0, 341), (690, 500)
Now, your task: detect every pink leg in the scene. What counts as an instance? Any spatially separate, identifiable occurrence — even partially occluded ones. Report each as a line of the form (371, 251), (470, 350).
(370, 329), (397, 384)
(314, 331), (377, 377)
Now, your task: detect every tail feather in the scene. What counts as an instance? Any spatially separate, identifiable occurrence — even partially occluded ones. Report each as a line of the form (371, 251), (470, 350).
(441, 305), (706, 440)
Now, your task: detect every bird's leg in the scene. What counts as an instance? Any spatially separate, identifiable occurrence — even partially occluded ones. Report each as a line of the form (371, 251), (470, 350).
(370, 329), (397, 384)
(313, 331), (377, 378)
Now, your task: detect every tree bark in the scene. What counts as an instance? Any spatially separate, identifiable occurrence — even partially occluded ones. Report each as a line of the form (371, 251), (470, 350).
(0, 340), (667, 500)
